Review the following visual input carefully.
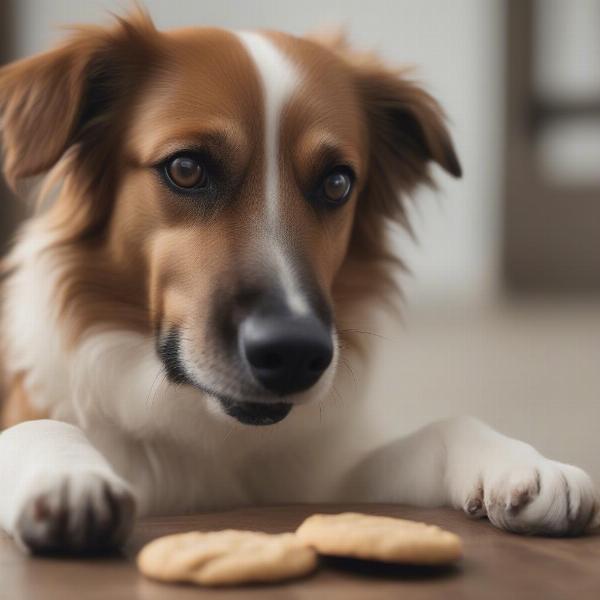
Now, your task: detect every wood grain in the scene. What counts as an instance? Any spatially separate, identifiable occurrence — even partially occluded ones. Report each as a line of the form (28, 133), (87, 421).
(1, 504), (600, 599)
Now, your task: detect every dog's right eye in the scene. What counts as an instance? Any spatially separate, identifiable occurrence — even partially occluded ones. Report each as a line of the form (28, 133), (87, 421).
(164, 155), (207, 190)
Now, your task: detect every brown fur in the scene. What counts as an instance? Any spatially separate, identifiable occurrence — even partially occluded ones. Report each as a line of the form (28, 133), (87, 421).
(1, 374), (48, 428)
(0, 9), (460, 426)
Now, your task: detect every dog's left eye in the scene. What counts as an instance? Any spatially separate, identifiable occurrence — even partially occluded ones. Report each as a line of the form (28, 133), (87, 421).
(164, 155), (207, 190)
(320, 168), (354, 206)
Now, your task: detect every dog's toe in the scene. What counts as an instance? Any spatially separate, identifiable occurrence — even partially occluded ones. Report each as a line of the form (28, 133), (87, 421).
(463, 484), (486, 519)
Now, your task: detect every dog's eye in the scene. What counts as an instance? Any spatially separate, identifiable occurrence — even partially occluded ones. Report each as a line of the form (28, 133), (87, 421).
(165, 155), (207, 190)
(321, 168), (353, 206)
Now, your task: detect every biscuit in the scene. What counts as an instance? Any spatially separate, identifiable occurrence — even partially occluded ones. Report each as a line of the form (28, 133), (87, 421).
(296, 512), (462, 565)
(137, 529), (318, 586)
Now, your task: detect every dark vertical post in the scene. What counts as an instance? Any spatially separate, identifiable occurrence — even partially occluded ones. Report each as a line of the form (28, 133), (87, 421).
(0, 0), (24, 255)
(502, 0), (536, 293)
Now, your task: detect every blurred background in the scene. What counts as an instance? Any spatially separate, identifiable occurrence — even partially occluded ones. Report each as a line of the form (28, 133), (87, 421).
(1, 1), (599, 478)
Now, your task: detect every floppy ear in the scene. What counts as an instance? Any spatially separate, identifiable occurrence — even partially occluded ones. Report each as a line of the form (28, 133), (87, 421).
(358, 67), (462, 181)
(0, 10), (157, 189)
(355, 64), (461, 230)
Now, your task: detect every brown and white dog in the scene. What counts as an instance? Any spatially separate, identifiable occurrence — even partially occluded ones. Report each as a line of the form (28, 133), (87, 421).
(0, 10), (597, 554)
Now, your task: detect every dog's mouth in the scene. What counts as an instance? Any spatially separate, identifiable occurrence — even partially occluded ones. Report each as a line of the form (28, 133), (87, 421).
(219, 399), (293, 426)
(158, 329), (295, 426)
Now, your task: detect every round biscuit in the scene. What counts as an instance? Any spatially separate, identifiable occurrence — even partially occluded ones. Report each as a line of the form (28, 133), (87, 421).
(296, 512), (462, 565)
(137, 529), (317, 586)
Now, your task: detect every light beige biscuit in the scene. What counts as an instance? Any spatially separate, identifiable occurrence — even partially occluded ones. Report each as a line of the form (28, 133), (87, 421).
(137, 529), (318, 587)
(296, 512), (462, 565)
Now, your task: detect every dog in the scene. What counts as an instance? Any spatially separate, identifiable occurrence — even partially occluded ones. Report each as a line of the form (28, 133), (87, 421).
(0, 9), (597, 554)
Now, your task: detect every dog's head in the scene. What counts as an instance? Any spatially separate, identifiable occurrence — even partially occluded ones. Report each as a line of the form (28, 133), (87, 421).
(0, 11), (460, 426)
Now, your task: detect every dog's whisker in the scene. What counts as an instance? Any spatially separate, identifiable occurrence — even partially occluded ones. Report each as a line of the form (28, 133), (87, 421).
(146, 369), (168, 408)
(340, 357), (358, 389)
(338, 328), (392, 342)
(332, 385), (343, 407)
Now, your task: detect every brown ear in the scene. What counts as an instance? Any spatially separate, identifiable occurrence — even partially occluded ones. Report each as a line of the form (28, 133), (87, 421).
(357, 66), (462, 184)
(350, 61), (462, 262)
(0, 9), (157, 189)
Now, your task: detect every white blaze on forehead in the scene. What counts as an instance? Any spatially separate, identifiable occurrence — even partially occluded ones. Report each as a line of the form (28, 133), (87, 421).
(235, 31), (296, 225)
(236, 31), (309, 315)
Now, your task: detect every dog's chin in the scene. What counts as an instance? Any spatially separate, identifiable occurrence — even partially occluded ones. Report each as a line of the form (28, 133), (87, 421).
(218, 399), (293, 426)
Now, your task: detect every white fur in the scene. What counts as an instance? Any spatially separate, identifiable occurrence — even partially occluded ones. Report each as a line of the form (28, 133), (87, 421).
(236, 31), (310, 317)
(2, 223), (73, 420)
(343, 416), (599, 534)
(0, 420), (132, 549)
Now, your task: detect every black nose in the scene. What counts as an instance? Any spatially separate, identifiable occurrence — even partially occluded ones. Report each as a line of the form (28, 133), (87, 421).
(239, 312), (334, 396)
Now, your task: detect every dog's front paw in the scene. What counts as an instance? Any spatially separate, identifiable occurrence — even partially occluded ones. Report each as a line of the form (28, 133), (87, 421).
(13, 471), (136, 555)
(462, 459), (599, 536)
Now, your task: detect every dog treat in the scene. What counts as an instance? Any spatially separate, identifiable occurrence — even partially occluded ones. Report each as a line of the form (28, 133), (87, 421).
(296, 512), (462, 565)
(137, 530), (318, 586)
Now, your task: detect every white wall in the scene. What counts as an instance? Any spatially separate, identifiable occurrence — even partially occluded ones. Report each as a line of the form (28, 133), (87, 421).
(14, 0), (504, 308)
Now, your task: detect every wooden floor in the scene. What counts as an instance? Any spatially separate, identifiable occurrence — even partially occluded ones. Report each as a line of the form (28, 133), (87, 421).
(2, 504), (600, 599)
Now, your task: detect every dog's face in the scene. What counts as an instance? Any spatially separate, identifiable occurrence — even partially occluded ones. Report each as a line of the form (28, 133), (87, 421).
(0, 13), (460, 426)
(119, 29), (367, 425)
